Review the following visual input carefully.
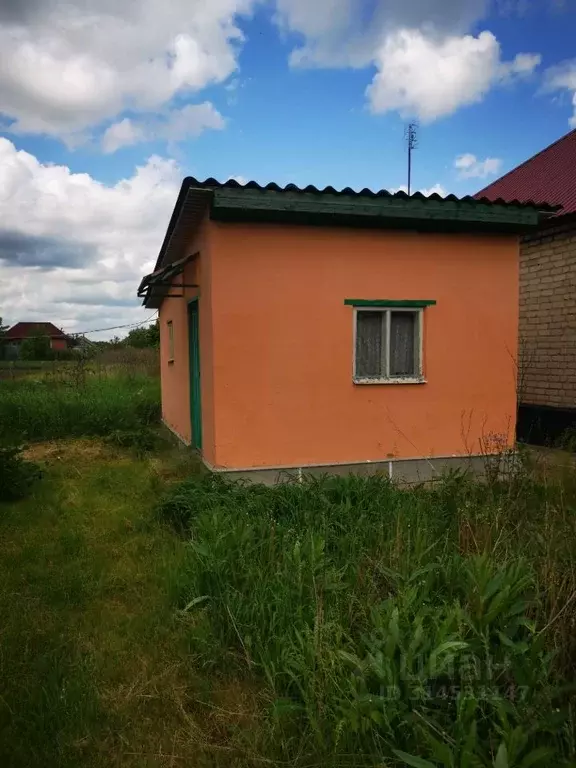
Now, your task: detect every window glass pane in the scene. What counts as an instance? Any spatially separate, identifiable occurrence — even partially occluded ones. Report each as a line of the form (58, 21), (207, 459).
(390, 312), (416, 376)
(356, 311), (383, 377)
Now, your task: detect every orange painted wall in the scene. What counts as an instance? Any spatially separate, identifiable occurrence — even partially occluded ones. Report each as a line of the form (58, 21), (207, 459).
(206, 222), (519, 469)
(158, 214), (216, 465)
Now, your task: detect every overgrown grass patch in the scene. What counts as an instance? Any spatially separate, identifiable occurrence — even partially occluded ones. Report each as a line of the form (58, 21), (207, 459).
(0, 439), (207, 768)
(163, 467), (576, 766)
(4, 414), (576, 766)
(0, 374), (160, 442)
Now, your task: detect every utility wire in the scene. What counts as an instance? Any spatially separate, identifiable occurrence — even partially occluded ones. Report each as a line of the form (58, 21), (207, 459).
(67, 312), (158, 338)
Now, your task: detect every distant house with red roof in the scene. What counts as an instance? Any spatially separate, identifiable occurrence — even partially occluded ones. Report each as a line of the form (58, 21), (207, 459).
(4, 322), (74, 358)
(477, 128), (576, 443)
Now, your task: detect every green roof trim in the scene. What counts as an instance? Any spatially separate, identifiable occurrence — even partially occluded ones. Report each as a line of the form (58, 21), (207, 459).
(344, 299), (437, 308)
(211, 188), (545, 232)
(141, 175), (559, 307)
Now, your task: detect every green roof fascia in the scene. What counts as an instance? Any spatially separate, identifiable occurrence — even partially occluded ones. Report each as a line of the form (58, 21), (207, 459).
(344, 299), (436, 308)
(211, 188), (541, 228)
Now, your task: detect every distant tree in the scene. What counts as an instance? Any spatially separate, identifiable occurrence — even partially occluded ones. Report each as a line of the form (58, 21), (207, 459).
(124, 327), (148, 348)
(0, 317), (8, 361)
(20, 331), (52, 361)
(124, 321), (159, 349)
(147, 320), (160, 347)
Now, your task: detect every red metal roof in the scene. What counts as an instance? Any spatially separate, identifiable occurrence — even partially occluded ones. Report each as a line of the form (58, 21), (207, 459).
(5, 322), (67, 340)
(476, 128), (576, 216)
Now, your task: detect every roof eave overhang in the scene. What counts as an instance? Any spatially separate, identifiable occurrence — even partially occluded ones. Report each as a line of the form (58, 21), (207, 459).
(141, 183), (557, 308)
(537, 208), (576, 229)
(141, 184), (210, 308)
(210, 188), (551, 234)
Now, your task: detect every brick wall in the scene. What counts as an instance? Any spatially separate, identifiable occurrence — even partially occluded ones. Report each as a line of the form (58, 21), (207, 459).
(519, 220), (576, 408)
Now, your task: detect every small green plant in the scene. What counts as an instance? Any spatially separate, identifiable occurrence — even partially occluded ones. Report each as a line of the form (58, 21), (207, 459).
(155, 472), (231, 532)
(556, 425), (576, 453)
(0, 445), (41, 502)
(105, 427), (162, 456)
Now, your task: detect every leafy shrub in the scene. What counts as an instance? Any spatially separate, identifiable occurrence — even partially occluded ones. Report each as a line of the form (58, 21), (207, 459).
(0, 446), (41, 502)
(134, 399), (162, 425)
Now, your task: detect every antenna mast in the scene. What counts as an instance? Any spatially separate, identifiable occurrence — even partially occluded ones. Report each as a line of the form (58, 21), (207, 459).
(405, 122), (418, 195)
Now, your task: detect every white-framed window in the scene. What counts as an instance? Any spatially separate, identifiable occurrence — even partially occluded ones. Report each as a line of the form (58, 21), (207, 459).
(167, 320), (175, 363)
(354, 307), (424, 383)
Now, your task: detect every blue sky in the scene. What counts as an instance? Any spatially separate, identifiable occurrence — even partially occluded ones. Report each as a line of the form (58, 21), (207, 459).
(1, 0), (575, 336)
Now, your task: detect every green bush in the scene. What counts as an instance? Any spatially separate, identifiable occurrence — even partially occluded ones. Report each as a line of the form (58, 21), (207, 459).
(163, 472), (576, 766)
(0, 446), (41, 502)
(19, 334), (52, 361)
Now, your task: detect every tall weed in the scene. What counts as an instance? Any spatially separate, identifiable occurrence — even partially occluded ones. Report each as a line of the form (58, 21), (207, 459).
(162, 470), (576, 766)
(0, 375), (160, 442)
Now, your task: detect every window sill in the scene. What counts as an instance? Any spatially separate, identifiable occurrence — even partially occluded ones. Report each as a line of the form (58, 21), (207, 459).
(353, 376), (427, 385)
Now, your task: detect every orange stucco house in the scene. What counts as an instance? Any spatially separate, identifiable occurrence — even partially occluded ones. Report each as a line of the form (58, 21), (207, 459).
(138, 178), (553, 483)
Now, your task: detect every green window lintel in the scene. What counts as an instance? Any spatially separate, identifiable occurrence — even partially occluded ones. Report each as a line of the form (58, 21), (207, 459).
(344, 299), (437, 308)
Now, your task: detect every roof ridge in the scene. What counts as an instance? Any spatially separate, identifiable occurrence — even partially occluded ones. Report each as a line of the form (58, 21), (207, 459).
(476, 127), (576, 198)
(7, 321), (66, 333)
(185, 175), (556, 208)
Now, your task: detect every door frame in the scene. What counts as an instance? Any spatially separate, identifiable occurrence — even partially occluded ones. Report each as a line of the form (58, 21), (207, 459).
(187, 298), (202, 451)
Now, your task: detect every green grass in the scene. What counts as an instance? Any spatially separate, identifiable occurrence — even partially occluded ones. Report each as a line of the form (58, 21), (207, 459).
(0, 439), (217, 768)
(0, 375), (160, 442)
(0, 359), (67, 369)
(3, 441), (576, 767)
(161, 466), (576, 767)
(2, 366), (576, 766)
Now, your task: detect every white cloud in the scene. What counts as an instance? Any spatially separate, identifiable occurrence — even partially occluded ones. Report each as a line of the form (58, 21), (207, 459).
(159, 103), (226, 141)
(454, 153), (502, 179)
(0, 137), (180, 336)
(101, 103), (225, 153)
(503, 52), (542, 77)
(391, 183), (447, 197)
(543, 59), (576, 128)
(0, 0), (254, 140)
(275, 0), (540, 122)
(275, 0), (489, 68)
(0, 0), (545, 140)
(367, 29), (540, 122)
(421, 183), (448, 197)
(101, 118), (146, 154)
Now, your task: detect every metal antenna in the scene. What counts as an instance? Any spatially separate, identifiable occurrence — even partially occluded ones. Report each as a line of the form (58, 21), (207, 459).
(405, 122), (418, 196)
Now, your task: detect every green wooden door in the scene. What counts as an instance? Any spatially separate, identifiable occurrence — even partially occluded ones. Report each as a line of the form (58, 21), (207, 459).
(188, 300), (202, 450)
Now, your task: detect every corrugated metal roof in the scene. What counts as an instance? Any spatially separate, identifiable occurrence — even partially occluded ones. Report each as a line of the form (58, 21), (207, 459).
(475, 128), (576, 215)
(152, 177), (557, 273)
(185, 176), (554, 208)
(5, 322), (67, 339)
(141, 176), (559, 307)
